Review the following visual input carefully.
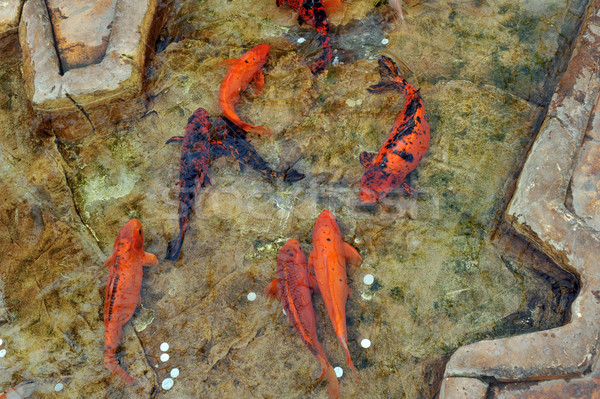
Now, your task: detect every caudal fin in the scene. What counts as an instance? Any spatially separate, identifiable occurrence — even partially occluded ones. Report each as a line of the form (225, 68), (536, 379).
(105, 352), (135, 385)
(283, 167), (305, 183)
(165, 230), (185, 261)
(367, 55), (406, 93)
(244, 125), (272, 136)
(4, 381), (36, 399)
(317, 357), (340, 399)
(339, 337), (359, 383)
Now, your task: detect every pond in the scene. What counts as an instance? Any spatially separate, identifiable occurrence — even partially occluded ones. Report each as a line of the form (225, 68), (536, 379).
(0, 0), (585, 397)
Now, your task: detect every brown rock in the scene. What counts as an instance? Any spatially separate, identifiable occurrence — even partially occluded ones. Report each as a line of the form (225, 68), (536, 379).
(19, 0), (167, 137)
(571, 139), (600, 230)
(442, 1), (600, 398)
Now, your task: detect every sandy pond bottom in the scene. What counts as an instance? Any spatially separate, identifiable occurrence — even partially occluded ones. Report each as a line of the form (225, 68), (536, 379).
(0, 0), (585, 397)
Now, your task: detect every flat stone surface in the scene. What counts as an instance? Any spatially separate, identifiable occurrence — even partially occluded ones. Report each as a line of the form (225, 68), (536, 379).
(47, 0), (117, 71)
(571, 139), (600, 230)
(440, 377), (489, 399)
(442, 0), (600, 397)
(491, 373), (600, 398)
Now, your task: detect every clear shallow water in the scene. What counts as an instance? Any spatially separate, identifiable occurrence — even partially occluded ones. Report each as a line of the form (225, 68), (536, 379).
(0, 0), (585, 397)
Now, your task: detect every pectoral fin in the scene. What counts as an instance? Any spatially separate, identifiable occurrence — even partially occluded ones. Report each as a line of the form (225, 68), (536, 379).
(343, 242), (362, 268)
(359, 152), (375, 167)
(166, 136), (184, 145)
(143, 252), (159, 267)
(104, 252), (116, 267)
(264, 280), (279, 299)
(308, 273), (320, 293)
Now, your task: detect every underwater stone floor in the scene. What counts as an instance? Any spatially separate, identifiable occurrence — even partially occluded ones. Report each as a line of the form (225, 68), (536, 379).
(0, 0), (597, 398)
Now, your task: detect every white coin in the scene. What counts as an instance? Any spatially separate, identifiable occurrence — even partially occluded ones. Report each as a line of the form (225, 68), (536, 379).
(334, 367), (343, 378)
(0, 349), (6, 357)
(162, 378), (174, 390)
(160, 342), (169, 352)
(171, 368), (180, 378)
(363, 274), (375, 285)
(160, 353), (170, 362)
(54, 383), (64, 392)
(0, 338), (3, 346)
(247, 292), (257, 301)
(297, 37), (306, 43)
(381, 38), (389, 45)
(361, 338), (372, 348)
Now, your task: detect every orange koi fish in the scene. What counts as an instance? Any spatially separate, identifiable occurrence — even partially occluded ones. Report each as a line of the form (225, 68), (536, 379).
(0, 382), (35, 399)
(308, 210), (361, 381)
(265, 239), (339, 398)
(104, 219), (158, 385)
(359, 56), (430, 204)
(218, 44), (272, 136)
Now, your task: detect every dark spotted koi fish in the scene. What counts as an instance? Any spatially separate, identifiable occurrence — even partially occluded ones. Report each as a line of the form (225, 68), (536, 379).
(104, 219), (158, 385)
(0, 382), (35, 399)
(276, 0), (333, 75)
(165, 108), (212, 261)
(210, 117), (305, 183)
(308, 210), (361, 382)
(359, 56), (430, 204)
(265, 239), (340, 399)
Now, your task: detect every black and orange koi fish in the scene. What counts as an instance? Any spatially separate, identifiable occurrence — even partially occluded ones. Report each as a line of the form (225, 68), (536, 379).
(211, 117), (305, 183)
(359, 56), (430, 204)
(276, 0), (333, 75)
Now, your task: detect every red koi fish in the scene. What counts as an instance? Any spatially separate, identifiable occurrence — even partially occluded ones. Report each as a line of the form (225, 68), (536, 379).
(359, 56), (430, 204)
(265, 239), (339, 399)
(308, 210), (361, 381)
(276, 0), (333, 75)
(104, 219), (158, 385)
(165, 108), (212, 261)
(219, 44), (272, 136)
(0, 382), (35, 399)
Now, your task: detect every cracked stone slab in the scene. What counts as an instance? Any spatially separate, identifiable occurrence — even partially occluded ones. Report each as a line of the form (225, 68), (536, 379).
(46, 0), (117, 72)
(18, 0), (166, 138)
(441, 0), (600, 397)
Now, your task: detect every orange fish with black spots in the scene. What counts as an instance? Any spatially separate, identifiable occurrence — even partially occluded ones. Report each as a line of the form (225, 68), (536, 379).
(308, 210), (361, 382)
(359, 55), (430, 204)
(104, 219), (158, 385)
(276, 0), (333, 75)
(265, 239), (339, 399)
(219, 44), (272, 136)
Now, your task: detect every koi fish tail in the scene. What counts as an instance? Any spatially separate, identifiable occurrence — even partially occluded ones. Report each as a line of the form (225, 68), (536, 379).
(367, 55), (407, 93)
(165, 228), (186, 261)
(339, 336), (359, 383)
(3, 381), (36, 398)
(104, 351), (135, 385)
(310, 34), (333, 76)
(242, 123), (272, 136)
(283, 166), (305, 183)
(317, 356), (340, 399)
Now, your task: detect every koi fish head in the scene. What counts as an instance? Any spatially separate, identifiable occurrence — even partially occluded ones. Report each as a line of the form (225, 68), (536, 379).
(278, 239), (304, 263)
(359, 167), (400, 204)
(277, 239), (307, 274)
(115, 219), (145, 251)
(241, 44), (270, 69)
(313, 210), (341, 243)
